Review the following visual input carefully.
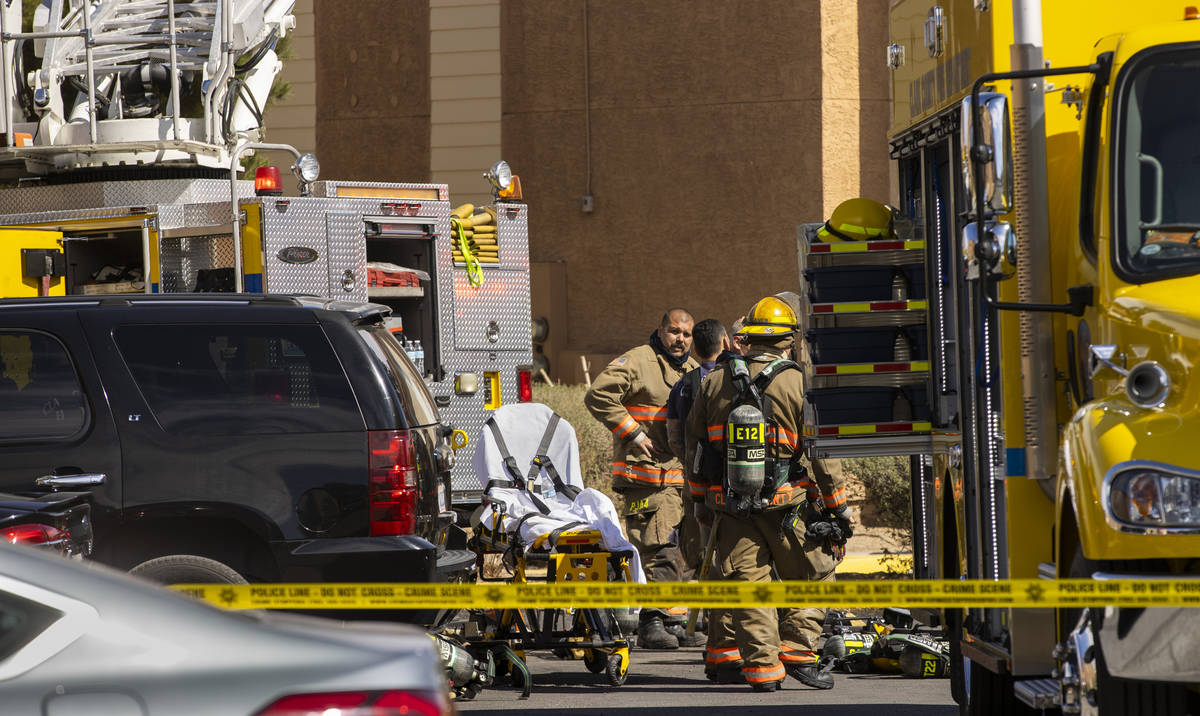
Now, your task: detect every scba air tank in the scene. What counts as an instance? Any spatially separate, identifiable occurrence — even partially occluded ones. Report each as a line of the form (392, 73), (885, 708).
(725, 404), (767, 513)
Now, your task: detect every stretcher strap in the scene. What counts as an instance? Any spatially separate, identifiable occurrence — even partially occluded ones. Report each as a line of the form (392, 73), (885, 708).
(531, 413), (581, 501)
(547, 521), (587, 549)
(485, 418), (526, 488)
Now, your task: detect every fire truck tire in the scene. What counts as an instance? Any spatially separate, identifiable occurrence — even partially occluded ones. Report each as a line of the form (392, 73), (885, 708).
(1089, 608), (1199, 715)
(1066, 549), (1198, 714)
(946, 609), (967, 711)
(964, 660), (1038, 716)
(129, 554), (249, 585)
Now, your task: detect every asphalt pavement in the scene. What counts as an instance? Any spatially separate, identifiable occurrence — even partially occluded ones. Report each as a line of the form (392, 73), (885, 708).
(456, 645), (958, 715)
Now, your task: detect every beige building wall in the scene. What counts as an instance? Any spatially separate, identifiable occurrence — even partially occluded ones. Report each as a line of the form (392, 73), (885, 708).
(312, 0), (431, 182)
(262, 0), (316, 155)
(504, 0), (892, 371)
(263, 1), (891, 380)
(431, 0), (501, 208)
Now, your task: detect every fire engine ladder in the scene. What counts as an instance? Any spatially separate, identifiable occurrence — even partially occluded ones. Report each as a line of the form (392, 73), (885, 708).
(0, 0), (289, 161)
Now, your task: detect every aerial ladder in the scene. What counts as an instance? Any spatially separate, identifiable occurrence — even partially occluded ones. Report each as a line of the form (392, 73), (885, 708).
(0, 0), (293, 175)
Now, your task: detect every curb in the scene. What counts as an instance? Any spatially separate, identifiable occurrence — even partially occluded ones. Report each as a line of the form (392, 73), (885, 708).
(836, 552), (910, 574)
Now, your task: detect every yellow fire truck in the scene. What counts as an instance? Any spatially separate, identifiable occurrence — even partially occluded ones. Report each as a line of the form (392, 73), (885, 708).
(878, 1), (1200, 713)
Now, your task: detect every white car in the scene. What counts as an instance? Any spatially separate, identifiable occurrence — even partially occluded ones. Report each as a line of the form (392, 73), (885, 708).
(0, 542), (451, 715)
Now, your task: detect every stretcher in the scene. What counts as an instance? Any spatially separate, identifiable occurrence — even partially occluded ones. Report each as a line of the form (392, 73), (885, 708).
(464, 403), (640, 694)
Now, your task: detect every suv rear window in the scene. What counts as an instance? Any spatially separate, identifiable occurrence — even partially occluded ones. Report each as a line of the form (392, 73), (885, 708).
(357, 326), (440, 427)
(0, 331), (88, 441)
(116, 324), (364, 435)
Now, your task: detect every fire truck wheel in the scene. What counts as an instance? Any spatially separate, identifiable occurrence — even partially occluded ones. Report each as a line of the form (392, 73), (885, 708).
(946, 608), (967, 712)
(964, 660), (1038, 716)
(1088, 608), (1199, 715)
(1065, 548), (1198, 714)
(129, 554), (248, 585)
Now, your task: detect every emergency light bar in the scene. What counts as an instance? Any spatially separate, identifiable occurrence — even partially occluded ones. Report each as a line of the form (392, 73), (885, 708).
(255, 166), (283, 196)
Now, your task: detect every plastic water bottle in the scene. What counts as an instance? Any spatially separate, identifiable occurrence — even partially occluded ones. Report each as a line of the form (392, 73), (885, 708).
(415, 340), (425, 376)
(541, 473), (556, 501)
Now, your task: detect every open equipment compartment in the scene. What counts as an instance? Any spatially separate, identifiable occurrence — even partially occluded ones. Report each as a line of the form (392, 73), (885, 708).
(364, 216), (440, 379)
(798, 221), (950, 454)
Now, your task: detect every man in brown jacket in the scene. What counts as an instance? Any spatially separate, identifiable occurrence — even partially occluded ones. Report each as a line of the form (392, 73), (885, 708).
(685, 296), (850, 691)
(585, 308), (699, 649)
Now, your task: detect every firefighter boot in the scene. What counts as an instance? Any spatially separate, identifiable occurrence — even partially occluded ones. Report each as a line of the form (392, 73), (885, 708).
(705, 665), (745, 684)
(637, 616), (680, 650)
(786, 661), (835, 689)
(750, 679), (781, 693)
(665, 621), (707, 647)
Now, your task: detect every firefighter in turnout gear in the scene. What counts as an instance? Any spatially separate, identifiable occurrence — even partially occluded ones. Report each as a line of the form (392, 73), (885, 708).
(685, 296), (850, 691)
(585, 308), (700, 649)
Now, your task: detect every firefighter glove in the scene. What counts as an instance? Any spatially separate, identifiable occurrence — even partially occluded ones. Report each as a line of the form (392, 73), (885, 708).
(805, 506), (853, 545)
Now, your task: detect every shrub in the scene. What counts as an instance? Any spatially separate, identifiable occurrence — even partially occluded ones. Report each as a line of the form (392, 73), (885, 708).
(842, 456), (911, 530)
(532, 383), (616, 500)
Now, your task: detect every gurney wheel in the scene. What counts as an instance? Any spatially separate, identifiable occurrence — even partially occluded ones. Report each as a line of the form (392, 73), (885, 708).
(583, 648), (607, 674)
(605, 650), (629, 687)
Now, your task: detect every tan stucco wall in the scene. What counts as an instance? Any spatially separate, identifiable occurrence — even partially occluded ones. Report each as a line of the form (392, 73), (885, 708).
(504, 0), (891, 361)
(313, 0), (431, 182)
(431, 0), (502, 208)
(261, 0), (315, 155)
(272, 1), (890, 376)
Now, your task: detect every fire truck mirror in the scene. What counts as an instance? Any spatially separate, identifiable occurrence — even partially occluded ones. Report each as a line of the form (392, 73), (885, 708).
(961, 221), (1016, 281)
(960, 92), (1014, 218)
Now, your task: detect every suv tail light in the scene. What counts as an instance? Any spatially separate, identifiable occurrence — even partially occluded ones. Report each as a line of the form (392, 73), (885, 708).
(255, 689), (450, 716)
(5, 523), (66, 549)
(517, 367), (532, 402)
(369, 430), (418, 535)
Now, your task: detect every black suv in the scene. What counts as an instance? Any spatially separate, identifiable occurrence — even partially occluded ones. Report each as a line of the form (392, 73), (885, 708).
(0, 294), (472, 589)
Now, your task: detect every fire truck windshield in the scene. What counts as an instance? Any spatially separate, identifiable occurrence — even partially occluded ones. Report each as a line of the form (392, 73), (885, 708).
(1115, 47), (1200, 281)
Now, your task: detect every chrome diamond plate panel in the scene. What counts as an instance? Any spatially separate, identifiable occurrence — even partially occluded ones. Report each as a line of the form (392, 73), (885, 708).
(450, 204), (531, 351)
(259, 199), (334, 298)
(183, 201), (236, 229)
(325, 211), (368, 302)
(159, 235), (234, 292)
(441, 202), (532, 501)
(0, 179), (252, 216)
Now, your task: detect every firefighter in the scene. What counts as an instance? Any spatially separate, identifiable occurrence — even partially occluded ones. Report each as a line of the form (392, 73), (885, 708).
(585, 308), (699, 649)
(685, 297), (851, 691)
(666, 318), (732, 583)
(816, 197), (896, 242)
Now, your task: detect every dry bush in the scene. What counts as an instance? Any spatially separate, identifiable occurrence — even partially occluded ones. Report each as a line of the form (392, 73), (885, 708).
(842, 456), (911, 530)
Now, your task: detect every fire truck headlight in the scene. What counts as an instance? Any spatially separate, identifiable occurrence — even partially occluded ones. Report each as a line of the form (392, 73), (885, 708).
(1108, 468), (1200, 529)
(293, 153), (320, 183)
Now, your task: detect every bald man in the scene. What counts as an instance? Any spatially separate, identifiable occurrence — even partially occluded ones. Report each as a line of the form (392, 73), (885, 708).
(585, 308), (699, 648)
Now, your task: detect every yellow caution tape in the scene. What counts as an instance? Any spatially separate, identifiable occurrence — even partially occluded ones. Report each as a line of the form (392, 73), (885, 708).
(170, 579), (1200, 611)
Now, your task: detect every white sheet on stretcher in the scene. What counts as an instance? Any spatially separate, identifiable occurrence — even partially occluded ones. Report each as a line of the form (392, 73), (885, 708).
(471, 403), (647, 583)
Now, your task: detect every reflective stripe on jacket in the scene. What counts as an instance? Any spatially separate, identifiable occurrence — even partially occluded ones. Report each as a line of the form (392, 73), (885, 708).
(684, 350), (846, 512)
(585, 343), (696, 491)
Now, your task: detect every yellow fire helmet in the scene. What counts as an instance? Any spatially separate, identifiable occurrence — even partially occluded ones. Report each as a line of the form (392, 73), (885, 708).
(739, 296), (799, 336)
(816, 198), (896, 242)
